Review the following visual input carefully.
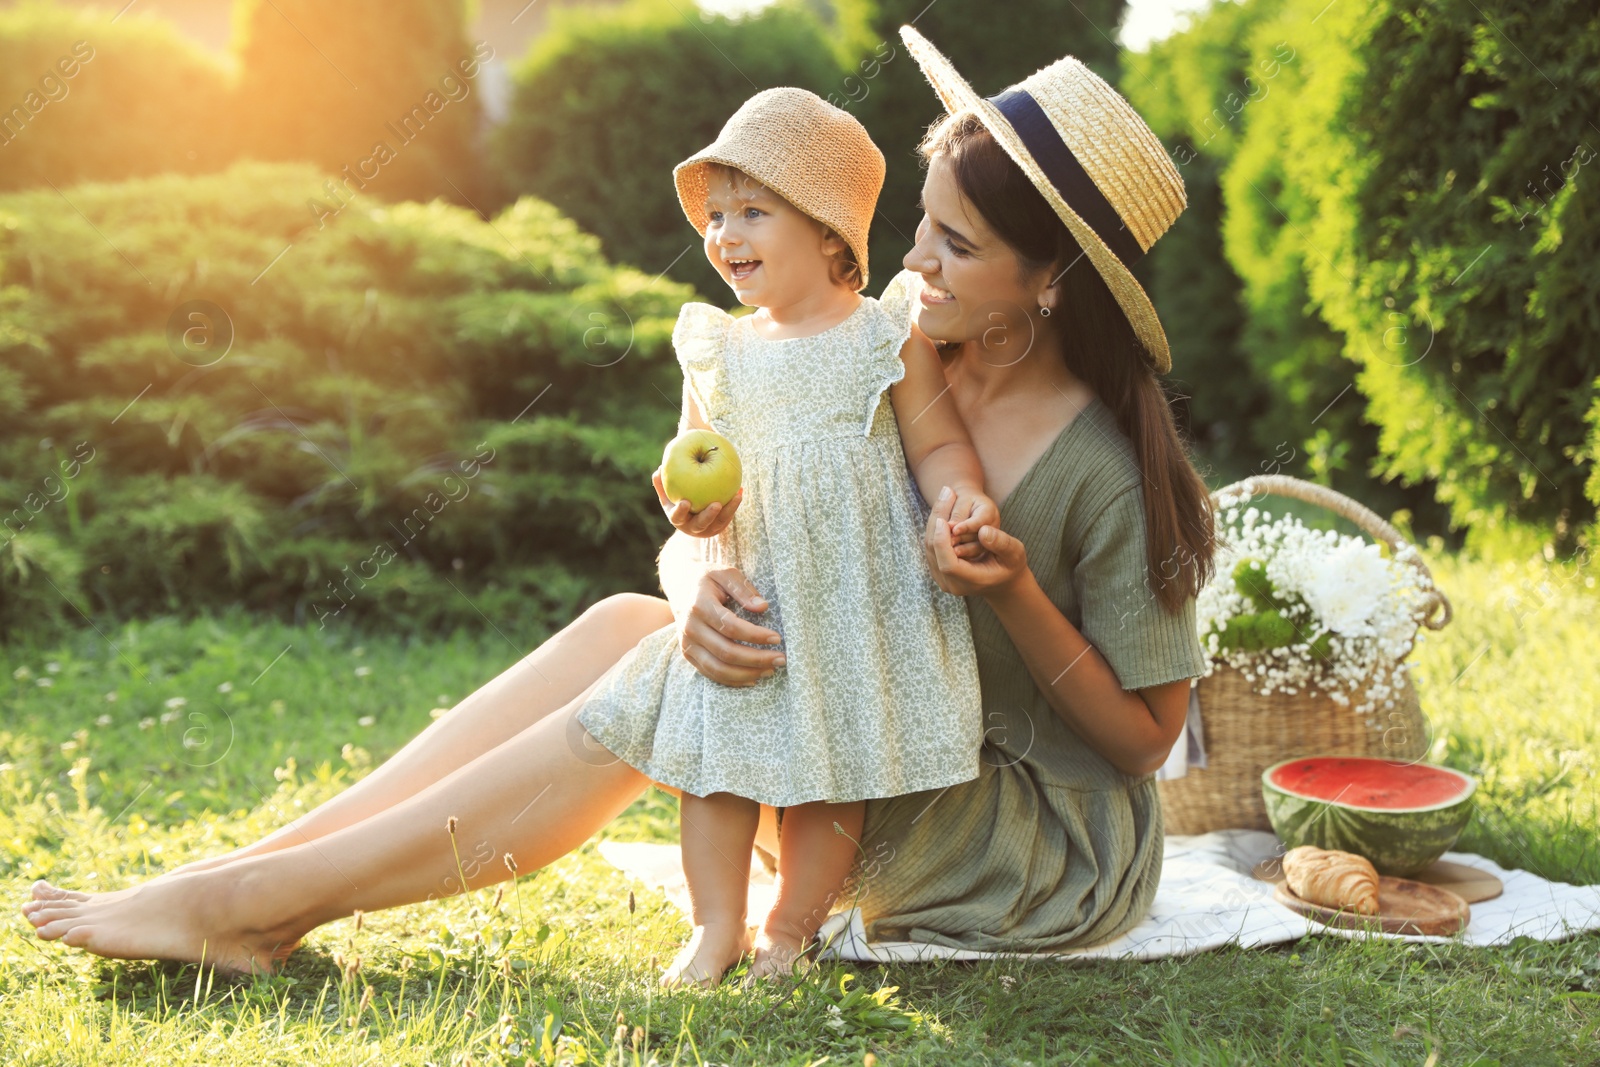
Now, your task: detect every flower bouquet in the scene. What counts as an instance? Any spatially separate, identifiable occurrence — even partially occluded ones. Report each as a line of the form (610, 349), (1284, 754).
(1197, 493), (1442, 719)
(1158, 475), (1453, 835)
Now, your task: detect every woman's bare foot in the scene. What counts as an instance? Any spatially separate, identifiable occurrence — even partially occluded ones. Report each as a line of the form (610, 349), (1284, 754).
(659, 921), (752, 988)
(161, 843), (275, 879)
(20, 867), (312, 977)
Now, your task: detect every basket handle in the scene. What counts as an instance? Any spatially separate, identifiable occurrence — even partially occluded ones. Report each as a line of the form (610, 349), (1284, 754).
(1211, 474), (1452, 631)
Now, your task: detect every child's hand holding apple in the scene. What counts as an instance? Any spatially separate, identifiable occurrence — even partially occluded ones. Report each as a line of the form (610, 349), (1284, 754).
(654, 430), (745, 538)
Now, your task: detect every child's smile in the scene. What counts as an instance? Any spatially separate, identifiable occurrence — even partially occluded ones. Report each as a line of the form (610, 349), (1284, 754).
(726, 257), (761, 284)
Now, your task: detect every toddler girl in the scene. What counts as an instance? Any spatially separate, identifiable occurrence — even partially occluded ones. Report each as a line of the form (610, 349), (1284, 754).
(577, 87), (997, 986)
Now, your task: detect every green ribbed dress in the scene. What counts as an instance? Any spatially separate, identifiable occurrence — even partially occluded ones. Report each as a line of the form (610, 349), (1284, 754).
(853, 391), (1208, 952)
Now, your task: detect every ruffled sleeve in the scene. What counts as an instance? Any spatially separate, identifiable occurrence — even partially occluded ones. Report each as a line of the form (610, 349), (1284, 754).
(859, 269), (923, 436)
(671, 302), (735, 429)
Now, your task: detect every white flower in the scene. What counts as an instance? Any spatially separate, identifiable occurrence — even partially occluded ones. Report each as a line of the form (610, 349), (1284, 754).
(1304, 542), (1390, 633)
(354, 666), (372, 678)
(357, 715), (375, 727)
(45, 661), (61, 674)
(164, 696), (187, 710)
(95, 714), (112, 727)
(217, 681), (234, 693)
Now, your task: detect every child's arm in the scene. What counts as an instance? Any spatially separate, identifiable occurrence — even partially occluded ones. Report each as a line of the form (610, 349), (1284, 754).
(887, 326), (999, 545)
(652, 380), (744, 539)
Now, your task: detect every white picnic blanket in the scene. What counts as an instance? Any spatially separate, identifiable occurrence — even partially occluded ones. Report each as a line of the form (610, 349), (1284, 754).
(598, 829), (1600, 961)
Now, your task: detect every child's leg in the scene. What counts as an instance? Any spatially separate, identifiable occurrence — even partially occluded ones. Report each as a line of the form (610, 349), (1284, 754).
(749, 799), (865, 979)
(664, 790), (760, 986)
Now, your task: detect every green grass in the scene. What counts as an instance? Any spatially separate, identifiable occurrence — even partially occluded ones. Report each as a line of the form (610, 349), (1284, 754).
(2, 546), (1598, 1066)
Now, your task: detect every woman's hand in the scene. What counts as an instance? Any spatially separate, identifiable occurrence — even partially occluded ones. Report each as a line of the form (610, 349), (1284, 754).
(652, 466), (743, 538)
(923, 485), (1030, 598)
(673, 566), (786, 687)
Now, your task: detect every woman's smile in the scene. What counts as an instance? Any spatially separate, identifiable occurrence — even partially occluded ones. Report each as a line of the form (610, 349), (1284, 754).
(919, 279), (955, 305)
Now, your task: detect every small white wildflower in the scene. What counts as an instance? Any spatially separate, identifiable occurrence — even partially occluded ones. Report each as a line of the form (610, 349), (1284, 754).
(357, 715), (375, 727)
(45, 661), (62, 674)
(354, 666), (372, 678)
(104, 691), (118, 703)
(95, 714), (112, 727)
(13, 666), (32, 681)
(217, 681), (233, 693)
(164, 696), (187, 710)
(160, 710), (180, 724)
(36, 677), (53, 688)
(138, 717), (156, 730)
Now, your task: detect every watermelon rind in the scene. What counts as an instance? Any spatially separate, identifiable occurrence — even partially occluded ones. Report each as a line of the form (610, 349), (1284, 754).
(1261, 756), (1476, 876)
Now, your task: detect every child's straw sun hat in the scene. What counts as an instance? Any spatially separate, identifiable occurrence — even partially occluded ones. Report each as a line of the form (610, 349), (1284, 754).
(674, 87), (885, 291)
(900, 25), (1186, 372)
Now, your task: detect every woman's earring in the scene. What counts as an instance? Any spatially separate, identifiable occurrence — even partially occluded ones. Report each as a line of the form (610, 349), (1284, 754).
(1039, 306), (1051, 317)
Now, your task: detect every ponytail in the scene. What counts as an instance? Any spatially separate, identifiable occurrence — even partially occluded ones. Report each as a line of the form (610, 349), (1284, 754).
(1054, 254), (1216, 614)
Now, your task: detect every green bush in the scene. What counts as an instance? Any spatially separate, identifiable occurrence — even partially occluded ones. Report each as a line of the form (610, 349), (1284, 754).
(231, 0), (490, 207)
(1182, 0), (1598, 550)
(492, 0), (847, 299)
(1121, 0), (1451, 539)
(0, 162), (692, 637)
(1286, 0), (1600, 548)
(0, 3), (232, 192)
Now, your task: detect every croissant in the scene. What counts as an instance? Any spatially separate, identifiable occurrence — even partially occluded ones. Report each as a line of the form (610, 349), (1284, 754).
(1282, 845), (1381, 916)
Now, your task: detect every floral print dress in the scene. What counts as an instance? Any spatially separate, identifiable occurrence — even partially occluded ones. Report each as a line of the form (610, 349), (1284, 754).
(576, 270), (982, 807)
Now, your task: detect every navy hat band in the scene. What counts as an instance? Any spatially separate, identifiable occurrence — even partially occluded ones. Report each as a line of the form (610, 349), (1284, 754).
(987, 89), (1144, 270)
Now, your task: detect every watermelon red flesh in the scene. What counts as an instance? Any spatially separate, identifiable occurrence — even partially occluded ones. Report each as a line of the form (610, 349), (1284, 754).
(1261, 757), (1476, 876)
(1268, 757), (1470, 811)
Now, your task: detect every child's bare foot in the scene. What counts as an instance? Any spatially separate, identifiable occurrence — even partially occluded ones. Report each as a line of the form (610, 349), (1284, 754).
(743, 925), (813, 984)
(659, 921), (752, 988)
(20, 866), (311, 977)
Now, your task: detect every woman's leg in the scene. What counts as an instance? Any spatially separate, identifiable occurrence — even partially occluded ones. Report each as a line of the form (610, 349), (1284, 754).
(747, 799), (864, 979)
(157, 593), (676, 877)
(24, 691), (654, 975)
(661, 791), (759, 987)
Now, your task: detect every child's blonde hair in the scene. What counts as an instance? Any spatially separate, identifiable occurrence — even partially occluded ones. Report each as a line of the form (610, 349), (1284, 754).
(702, 162), (863, 292)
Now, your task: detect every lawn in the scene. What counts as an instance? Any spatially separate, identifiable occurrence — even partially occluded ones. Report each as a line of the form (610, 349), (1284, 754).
(2, 544), (1598, 1065)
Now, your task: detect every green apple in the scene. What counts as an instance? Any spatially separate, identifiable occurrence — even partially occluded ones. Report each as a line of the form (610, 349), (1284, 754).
(661, 429), (742, 513)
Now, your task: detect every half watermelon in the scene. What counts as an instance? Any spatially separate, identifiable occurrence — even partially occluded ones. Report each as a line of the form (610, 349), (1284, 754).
(1261, 756), (1476, 875)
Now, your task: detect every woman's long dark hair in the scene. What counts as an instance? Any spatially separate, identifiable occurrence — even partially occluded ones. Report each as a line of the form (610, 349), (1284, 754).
(920, 112), (1215, 613)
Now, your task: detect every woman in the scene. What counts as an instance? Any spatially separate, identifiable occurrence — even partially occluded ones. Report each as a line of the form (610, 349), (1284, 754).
(23, 27), (1214, 972)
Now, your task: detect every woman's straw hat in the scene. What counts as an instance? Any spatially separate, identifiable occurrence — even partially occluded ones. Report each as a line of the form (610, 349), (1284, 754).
(899, 26), (1186, 372)
(674, 87), (885, 291)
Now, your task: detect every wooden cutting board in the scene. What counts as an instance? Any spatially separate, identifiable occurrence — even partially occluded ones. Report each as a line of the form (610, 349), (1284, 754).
(1273, 876), (1471, 936)
(1252, 856), (1503, 903)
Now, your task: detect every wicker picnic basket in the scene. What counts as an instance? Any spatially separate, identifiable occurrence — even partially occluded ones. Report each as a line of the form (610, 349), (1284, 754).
(1157, 475), (1454, 835)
